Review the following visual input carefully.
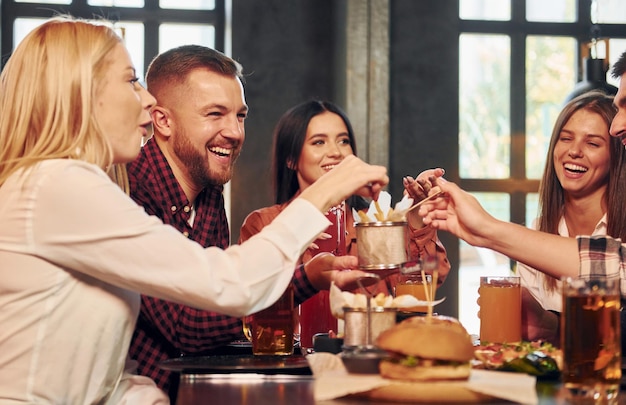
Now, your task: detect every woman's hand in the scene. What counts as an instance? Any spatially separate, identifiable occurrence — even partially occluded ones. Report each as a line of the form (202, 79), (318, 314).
(300, 155), (389, 213)
(403, 168), (445, 201)
(303, 252), (392, 291)
(404, 168), (445, 229)
(417, 177), (497, 248)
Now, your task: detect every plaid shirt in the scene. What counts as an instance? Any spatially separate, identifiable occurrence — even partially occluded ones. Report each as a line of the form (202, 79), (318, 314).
(576, 235), (626, 353)
(577, 235), (625, 292)
(126, 139), (316, 399)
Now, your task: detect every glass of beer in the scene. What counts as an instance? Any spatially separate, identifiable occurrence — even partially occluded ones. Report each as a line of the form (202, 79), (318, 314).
(561, 275), (621, 402)
(479, 276), (521, 344)
(394, 273), (434, 313)
(246, 284), (295, 355)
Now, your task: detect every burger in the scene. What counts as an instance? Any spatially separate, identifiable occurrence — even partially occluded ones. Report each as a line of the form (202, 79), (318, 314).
(375, 315), (475, 381)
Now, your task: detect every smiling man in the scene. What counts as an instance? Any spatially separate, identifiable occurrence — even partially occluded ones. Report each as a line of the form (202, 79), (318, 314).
(125, 45), (247, 403)
(125, 45), (373, 403)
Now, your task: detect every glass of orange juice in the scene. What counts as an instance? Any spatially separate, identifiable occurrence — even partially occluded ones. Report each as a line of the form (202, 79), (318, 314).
(479, 276), (521, 344)
(394, 273), (434, 313)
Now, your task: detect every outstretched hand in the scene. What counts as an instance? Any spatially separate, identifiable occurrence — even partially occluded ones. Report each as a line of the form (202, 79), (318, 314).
(403, 168), (445, 229)
(417, 177), (497, 248)
(300, 155), (389, 213)
(403, 168), (445, 201)
(303, 252), (391, 291)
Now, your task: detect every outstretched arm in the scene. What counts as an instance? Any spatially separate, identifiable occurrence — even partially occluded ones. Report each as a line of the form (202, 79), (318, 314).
(418, 176), (580, 279)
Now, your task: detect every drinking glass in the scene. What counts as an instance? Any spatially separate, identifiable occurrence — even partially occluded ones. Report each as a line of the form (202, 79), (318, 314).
(394, 273), (434, 313)
(299, 203), (346, 351)
(561, 275), (621, 403)
(479, 276), (521, 344)
(245, 284), (295, 355)
(314, 202), (347, 255)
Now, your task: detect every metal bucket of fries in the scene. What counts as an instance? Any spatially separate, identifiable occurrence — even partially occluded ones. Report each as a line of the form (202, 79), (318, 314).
(342, 306), (397, 347)
(355, 221), (409, 270)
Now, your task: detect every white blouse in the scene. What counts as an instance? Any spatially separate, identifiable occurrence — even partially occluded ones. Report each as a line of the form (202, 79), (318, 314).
(517, 214), (607, 312)
(0, 159), (329, 404)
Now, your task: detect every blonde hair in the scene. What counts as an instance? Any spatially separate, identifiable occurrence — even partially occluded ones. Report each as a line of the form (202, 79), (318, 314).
(0, 16), (122, 185)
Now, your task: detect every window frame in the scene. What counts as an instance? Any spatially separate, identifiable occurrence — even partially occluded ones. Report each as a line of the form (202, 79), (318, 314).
(0, 0), (225, 71)
(458, 0), (625, 230)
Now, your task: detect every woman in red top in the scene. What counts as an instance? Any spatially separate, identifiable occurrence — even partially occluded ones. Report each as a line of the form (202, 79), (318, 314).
(239, 100), (450, 348)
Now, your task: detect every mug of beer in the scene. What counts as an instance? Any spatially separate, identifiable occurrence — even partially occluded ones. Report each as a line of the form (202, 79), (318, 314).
(479, 276), (521, 344)
(561, 275), (621, 402)
(244, 284), (295, 355)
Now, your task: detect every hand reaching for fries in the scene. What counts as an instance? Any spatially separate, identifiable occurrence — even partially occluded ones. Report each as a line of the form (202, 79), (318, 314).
(402, 168), (445, 229)
(303, 252), (382, 291)
(403, 168), (445, 201)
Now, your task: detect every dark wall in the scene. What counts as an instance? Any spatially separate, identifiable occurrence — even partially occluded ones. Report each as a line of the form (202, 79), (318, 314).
(230, 0), (341, 242)
(231, 1), (460, 317)
(389, 0), (460, 316)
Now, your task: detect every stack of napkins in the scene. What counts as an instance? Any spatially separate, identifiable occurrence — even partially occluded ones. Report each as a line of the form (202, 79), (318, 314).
(352, 191), (414, 223)
(307, 352), (538, 404)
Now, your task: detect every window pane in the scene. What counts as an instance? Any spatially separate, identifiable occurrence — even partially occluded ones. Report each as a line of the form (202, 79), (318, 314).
(15, 0), (70, 3)
(88, 0), (144, 6)
(458, 193), (511, 336)
(459, 0), (510, 20)
(609, 39), (626, 87)
(526, 0), (576, 22)
(526, 193), (539, 227)
(115, 22), (145, 81)
(160, 0), (215, 10)
(596, 0), (626, 23)
(159, 24), (215, 53)
(525, 36), (576, 179)
(14, 18), (46, 47)
(459, 34), (511, 179)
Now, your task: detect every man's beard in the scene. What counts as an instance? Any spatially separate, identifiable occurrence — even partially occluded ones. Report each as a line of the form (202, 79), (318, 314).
(173, 130), (239, 187)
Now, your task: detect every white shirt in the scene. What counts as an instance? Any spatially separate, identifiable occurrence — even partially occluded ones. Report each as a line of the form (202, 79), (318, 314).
(0, 160), (329, 404)
(517, 214), (607, 312)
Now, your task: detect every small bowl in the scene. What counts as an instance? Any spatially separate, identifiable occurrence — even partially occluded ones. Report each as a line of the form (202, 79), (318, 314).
(312, 333), (344, 354)
(340, 345), (389, 374)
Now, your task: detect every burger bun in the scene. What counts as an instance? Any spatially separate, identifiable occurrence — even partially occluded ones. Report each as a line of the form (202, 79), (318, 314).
(375, 315), (474, 381)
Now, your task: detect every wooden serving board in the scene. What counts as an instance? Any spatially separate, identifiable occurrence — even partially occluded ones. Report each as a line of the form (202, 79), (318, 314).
(354, 380), (495, 403)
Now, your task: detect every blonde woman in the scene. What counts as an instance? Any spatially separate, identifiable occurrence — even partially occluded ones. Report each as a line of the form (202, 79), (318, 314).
(0, 17), (388, 403)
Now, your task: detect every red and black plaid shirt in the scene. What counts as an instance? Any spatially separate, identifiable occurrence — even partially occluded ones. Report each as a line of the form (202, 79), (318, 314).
(126, 139), (316, 399)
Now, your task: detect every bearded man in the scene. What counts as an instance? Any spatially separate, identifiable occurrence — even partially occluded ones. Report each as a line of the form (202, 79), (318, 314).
(126, 45), (367, 404)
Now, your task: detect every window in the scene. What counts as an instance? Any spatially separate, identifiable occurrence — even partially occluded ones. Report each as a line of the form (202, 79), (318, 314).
(2, 0), (225, 80)
(458, 0), (626, 335)
(2, 0), (230, 219)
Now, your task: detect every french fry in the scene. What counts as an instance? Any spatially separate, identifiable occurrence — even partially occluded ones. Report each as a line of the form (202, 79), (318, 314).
(386, 207), (394, 220)
(374, 200), (384, 220)
(421, 269), (434, 320)
(357, 210), (370, 223)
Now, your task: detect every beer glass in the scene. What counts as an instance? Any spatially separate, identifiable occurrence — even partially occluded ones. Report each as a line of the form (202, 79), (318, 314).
(246, 284), (295, 355)
(394, 273), (434, 313)
(479, 276), (521, 344)
(562, 275), (621, 402)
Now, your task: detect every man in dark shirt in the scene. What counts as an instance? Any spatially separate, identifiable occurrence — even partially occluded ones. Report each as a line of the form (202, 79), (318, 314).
(126, 45), (362, 402)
